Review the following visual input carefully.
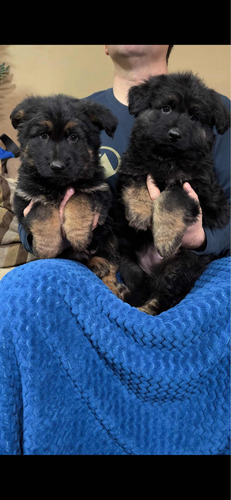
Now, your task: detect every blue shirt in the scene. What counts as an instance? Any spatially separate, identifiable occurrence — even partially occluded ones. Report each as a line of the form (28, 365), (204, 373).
(87, 88), (135, 194)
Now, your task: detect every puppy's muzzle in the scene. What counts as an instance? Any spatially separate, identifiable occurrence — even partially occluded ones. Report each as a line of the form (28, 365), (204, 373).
(168, 128), (182, 141)
(50, 160), (65, 173)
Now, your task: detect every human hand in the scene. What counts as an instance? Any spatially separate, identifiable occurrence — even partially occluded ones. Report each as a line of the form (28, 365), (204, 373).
(181, 182), (206, 250)
(146, 174), (161, 201)
(146, 175), (206, 251)
(23, 199), (34, 217)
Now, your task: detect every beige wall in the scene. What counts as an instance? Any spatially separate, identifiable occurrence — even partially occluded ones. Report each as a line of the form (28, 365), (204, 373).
(168, 45), (230, 98)
(0, 44), (230, 144)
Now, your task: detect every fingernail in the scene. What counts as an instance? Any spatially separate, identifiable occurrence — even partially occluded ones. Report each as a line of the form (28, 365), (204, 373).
(183, 182), (191, 192)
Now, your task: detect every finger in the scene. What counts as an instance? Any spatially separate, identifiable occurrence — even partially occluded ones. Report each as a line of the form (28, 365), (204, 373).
(59, 187), (75, 224)
(92, 212), (100, 230)
(183, 182), (202, 217)
(146, 174), (161, 201)
(23, 200), (34, 217)
(183, 182), (199, 202)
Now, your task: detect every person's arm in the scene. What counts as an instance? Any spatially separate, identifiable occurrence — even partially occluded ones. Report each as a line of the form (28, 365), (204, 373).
(18, 200), (35, 253)
(195, 225), (230, 256)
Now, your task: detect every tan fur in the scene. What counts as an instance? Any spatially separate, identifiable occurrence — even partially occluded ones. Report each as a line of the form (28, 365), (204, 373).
(79, 183), (110, 195)
(88, 256), (125, 298)
(40, 120), (54, 131)
(153, 191), (187, 258)
(122, 184), (153, 230)
(21, 146), (34, 166)
(62, 194), (94, 251)
(88, 256), (110, 278)
(13, 109), (25, 122)
(30, 205), (63, 259)
(138, 297), (159, 315)
(64, 120), (77, 130)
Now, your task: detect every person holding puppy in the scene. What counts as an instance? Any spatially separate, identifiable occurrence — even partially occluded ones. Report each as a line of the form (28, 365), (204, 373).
(19, 45), (230, 258)
(89, 45), (230, 257)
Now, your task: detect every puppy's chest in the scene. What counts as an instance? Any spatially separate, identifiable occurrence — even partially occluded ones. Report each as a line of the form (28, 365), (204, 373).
(17, 168), (108, 205)
(149, 160), (190, 190)
(16, 182), (68, 206)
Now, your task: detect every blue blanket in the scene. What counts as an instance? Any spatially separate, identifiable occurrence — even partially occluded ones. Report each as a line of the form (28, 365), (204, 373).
(0, 257), (230, 455)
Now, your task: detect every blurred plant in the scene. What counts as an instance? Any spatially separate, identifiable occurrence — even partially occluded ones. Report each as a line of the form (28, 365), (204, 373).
(0, 63), (10, 84)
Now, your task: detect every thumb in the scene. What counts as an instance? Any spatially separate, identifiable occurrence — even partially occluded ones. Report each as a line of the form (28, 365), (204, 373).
(23, 199), (34, 217)
(183, 182), (199, 202)
(146, 174), (161, 201)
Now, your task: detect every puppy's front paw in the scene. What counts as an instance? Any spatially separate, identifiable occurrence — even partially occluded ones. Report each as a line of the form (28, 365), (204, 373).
(88, 256), (110, 278)
(122, 184), (153, 230)
(137, 297), (159, 315)
(153, 188), (199, 258)
(116, 282), (130, 300)
(88, 256), (124, 298)
(153, 200), (186, 258)
(28, 204), (63, 259)
(154, 228), (184, 258)
(63, 194), (94, 250)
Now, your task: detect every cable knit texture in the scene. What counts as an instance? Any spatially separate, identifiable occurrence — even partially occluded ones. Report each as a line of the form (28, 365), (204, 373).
(0, 257), (230, 455)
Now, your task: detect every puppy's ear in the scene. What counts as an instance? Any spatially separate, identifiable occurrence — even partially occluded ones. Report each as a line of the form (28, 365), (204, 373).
(209, 89), (230, 134)
(10, 102), (27, 129)
(81, 100), (118, 137)
(128, 74), (167, 116)
(10, 96), (42, 129)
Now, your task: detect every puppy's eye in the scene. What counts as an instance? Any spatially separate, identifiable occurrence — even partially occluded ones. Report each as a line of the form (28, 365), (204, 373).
(190, 114), (197, 121)
(161, 105), (172, 114)
(40, 132), (49, 140)
(68, 134), (79, 143)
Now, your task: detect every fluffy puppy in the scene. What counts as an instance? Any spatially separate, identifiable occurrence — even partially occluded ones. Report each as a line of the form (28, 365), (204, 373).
(11, 94), (121, 296)
(116, 72), (230, 314)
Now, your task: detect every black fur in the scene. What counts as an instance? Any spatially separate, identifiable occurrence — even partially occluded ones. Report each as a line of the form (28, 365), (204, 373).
(116, 72), (230, 314)
(11, 94), (122, 291)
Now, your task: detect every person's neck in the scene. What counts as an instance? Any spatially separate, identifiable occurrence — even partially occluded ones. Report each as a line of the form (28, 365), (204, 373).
(112, 60), (168, 105)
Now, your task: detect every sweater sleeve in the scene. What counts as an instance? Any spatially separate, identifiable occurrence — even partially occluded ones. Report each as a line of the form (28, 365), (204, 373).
(18, 223), (34, 254)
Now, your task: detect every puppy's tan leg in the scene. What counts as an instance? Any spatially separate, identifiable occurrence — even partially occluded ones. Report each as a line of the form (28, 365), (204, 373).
(29, 204), (63, 259)
(153, 189), (199, 258)
(62, 194), (94, 251)
(152, 191), (187, 258)
(122, 184), (153, 231)
(88, 256), (127, 298)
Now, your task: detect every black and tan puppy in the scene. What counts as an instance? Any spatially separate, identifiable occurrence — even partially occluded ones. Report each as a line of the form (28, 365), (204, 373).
(11, 94), (121, 295)
(116, 72), (230, 314)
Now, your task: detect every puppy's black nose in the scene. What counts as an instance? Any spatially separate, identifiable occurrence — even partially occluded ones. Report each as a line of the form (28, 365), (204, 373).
(168, 128), (182, 141)
(50, 161), (65, 172)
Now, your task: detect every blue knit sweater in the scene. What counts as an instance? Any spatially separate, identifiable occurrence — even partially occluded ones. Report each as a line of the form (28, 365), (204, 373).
(0, 257), (230, 455)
